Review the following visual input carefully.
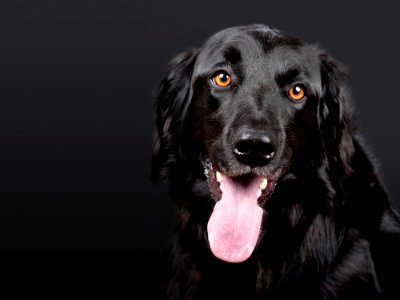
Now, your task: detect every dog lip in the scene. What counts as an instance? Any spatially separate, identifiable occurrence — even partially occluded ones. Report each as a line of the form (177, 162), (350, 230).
(207, 168), (278, 206)
(203, 158), (280, 204)
(217, 172), (268, 195)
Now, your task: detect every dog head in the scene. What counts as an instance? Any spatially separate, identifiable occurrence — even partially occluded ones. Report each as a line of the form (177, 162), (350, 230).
(151, 24), (353, 262)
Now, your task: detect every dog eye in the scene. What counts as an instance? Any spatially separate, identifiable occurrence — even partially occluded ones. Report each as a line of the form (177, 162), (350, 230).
(212, 71), (232, 88)
(288, 84), (306, 101)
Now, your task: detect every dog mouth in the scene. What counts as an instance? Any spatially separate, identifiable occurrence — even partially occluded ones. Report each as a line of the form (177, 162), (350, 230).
(206, 167), (276, 207)
(204, 161), (278, 263)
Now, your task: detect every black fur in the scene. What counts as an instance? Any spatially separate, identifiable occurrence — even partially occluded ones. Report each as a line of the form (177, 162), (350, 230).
(151, 24), (400, 300)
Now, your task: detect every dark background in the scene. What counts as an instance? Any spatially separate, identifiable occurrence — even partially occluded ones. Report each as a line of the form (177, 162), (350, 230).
(1, 0), (399, 293)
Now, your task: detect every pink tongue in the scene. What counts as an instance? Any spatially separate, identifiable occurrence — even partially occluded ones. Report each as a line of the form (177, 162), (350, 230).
(207, 176), (263, 263)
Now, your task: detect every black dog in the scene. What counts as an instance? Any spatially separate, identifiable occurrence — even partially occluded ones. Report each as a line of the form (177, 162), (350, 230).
(151, 24), (400, 299)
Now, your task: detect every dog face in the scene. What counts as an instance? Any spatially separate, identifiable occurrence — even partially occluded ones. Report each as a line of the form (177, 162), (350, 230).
(152, 24), (349, 263)
(191, 26), (324, 178)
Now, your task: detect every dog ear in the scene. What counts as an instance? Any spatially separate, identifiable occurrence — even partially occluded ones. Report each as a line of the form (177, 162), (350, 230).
(151, 50), (197, 183)
(318, 51), (355, 167)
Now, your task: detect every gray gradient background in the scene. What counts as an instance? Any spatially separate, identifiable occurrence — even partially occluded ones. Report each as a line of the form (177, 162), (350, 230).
(0, 0), (399, 293)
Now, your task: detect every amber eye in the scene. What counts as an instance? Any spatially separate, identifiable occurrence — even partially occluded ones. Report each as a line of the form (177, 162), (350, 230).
(288, 84), (306, 101)
(212, 71), (231, 88)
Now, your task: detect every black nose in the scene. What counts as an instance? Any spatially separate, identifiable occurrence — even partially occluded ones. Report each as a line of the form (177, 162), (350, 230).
(233, 129), (275, 166)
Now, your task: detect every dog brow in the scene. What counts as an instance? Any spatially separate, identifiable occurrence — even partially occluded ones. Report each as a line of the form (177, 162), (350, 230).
(223, 46), (242, 64)
(275, 68), (300, 87)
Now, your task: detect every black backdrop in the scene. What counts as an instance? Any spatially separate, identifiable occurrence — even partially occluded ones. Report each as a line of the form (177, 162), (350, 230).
(1, 0), (399, 293)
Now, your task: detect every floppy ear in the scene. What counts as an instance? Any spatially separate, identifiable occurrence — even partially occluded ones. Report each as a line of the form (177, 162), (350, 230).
(151, 50), (197, 182)
(318, 51), (355, 168)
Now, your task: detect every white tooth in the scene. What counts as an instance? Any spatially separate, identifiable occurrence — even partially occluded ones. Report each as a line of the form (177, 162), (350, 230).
(260, 178), (268, 190)
(216, 171), (223, 183)
(257, 189), (262, 199)
(220, 184), (224, 192)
